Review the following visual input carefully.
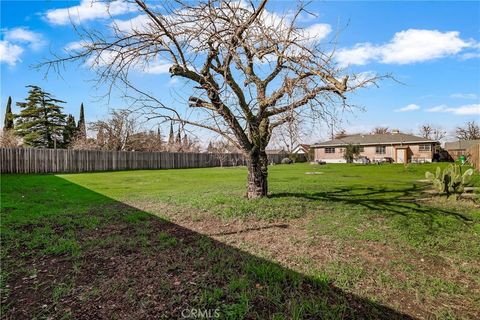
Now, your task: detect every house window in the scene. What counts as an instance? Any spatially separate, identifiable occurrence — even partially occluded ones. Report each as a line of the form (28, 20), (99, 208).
(375, 146), (386, 154)
(419, 144), (431, 151)
(325, 147), (335, 154)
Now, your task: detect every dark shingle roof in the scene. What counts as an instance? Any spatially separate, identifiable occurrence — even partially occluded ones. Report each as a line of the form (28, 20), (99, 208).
(444, 139), (480, 150)
(265, 149), (288, 155)
(312, 133), (436, 147)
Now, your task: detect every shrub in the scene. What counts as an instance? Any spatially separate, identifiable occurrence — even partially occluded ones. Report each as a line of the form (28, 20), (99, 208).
(343, 144), (361, 163)
(281, 157), (293, 164)
(288, 153), (298, 163)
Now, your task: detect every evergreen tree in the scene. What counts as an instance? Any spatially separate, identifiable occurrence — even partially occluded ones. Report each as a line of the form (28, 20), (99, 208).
(15, 85), (67, 148)
(168, 122), (174, 145)
(77, 103), (86, 139)
(183, 133), (189, 148)
(4, 96), (14, 131)
(175, 126), (182, 145)
(62, 114), (77, 148)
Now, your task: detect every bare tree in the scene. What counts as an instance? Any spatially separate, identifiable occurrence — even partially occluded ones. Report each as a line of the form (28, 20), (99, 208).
(418, 124), (446, 141)
(44, 0), (382, 198)
(207, 139), (240, 166)
(372, 127), (389, 134)
(270, 110), (305, 153)
(0, 130), (21, 148)
(90, 109), (137, 151)
(71, 137), (100, 150)
(126, 130), (164, 151)
(455, 121), (480, 141)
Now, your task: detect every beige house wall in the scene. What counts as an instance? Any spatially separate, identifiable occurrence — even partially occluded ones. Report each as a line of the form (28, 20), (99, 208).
(314, 143), (434, 163)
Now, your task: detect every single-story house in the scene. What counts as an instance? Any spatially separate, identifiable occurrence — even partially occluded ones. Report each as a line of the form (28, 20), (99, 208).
(311, 131), (438, 164)
(444, 139), (480, 161)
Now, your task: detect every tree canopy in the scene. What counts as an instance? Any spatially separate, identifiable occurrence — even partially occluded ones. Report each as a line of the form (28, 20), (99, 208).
(15, 85), (67, 148)
(45, 0), (382, 197)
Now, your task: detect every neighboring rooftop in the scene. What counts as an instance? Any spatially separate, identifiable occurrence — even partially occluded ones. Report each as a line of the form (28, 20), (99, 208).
(312, 132), (436, 147)
(265, 149), (288, 154)
(444, 139), (480, 150)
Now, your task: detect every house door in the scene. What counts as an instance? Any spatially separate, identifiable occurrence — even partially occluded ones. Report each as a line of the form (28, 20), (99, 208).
(396, 149), (405, 163)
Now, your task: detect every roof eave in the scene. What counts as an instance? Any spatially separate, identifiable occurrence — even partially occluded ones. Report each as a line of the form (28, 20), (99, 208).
(312, 140), (437, 147)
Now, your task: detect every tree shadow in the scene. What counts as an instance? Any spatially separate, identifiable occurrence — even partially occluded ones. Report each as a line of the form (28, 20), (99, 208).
(208, 224), (289, 236)
(271, 185), (473, 224)
(1, 174), (415, 319)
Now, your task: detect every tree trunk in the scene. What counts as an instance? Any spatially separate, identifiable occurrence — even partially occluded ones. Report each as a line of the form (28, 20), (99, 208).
(246, 150), (268, 198)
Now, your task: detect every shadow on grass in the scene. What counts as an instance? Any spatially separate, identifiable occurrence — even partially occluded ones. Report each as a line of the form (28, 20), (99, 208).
(1, 175), (414, 319)
(271, 185), (473, 223)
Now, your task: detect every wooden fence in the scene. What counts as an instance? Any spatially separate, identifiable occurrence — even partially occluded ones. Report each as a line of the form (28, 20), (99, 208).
(466, 144), (480, 171)
(0, 148), (291, 174)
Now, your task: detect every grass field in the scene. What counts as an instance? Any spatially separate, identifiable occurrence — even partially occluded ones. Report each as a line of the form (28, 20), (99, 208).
(1, 163), (479, 319)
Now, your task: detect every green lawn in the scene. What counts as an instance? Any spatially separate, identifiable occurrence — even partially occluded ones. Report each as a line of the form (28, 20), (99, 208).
(1, 163), (479, 319)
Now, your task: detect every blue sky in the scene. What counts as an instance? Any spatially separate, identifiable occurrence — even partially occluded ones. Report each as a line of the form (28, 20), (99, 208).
(1, 0), (479, 143)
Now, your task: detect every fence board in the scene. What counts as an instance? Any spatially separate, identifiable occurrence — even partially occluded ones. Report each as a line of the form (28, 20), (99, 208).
(466, 144), (480, 171)
(0, 148), (300, 174)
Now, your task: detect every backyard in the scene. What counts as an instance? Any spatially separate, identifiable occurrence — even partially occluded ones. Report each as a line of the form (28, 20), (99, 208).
(1, 163), (479, 319)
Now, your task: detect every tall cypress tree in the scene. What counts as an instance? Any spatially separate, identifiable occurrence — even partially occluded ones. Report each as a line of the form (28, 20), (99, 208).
(4, 96), (14, 131)
(183, 133), (189, 148)
(175, 126), (182, 145)
(62, 114), (77, 148)
(77, 103), (86, 139)
(15, 85), (67, 148)
(168, 122), (174, 145)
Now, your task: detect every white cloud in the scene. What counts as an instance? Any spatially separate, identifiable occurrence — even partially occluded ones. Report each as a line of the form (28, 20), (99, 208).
(45, 0), (136, 25)
(3, 27), (45, 52)
(460, 52), (480, 60)
(0, 40), (24, 66)
(84, 48), (171, 74)
(337, 29), (474, 67)
(426, 105), (448, 112)
(336, 43), (379, 66)
(426, 104), (480, 115)
(143, 60), (171, 74)
(113, 14), (149, 33)
(347, 70), (377, 88)
(302, 23), (331, 42)
(449, 93), (478, 99)
(381, 29), (469, 64)
(0, 27), (45, 66)
(395, 104), (420, 112)
(64, 40), (88, 51)
(4, 27), (45, 50)
(452, 104), (480, 115)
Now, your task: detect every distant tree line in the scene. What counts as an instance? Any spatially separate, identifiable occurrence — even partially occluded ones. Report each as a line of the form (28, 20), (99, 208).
(1, 85), (201, 152)
(73, 109), (200, 152)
